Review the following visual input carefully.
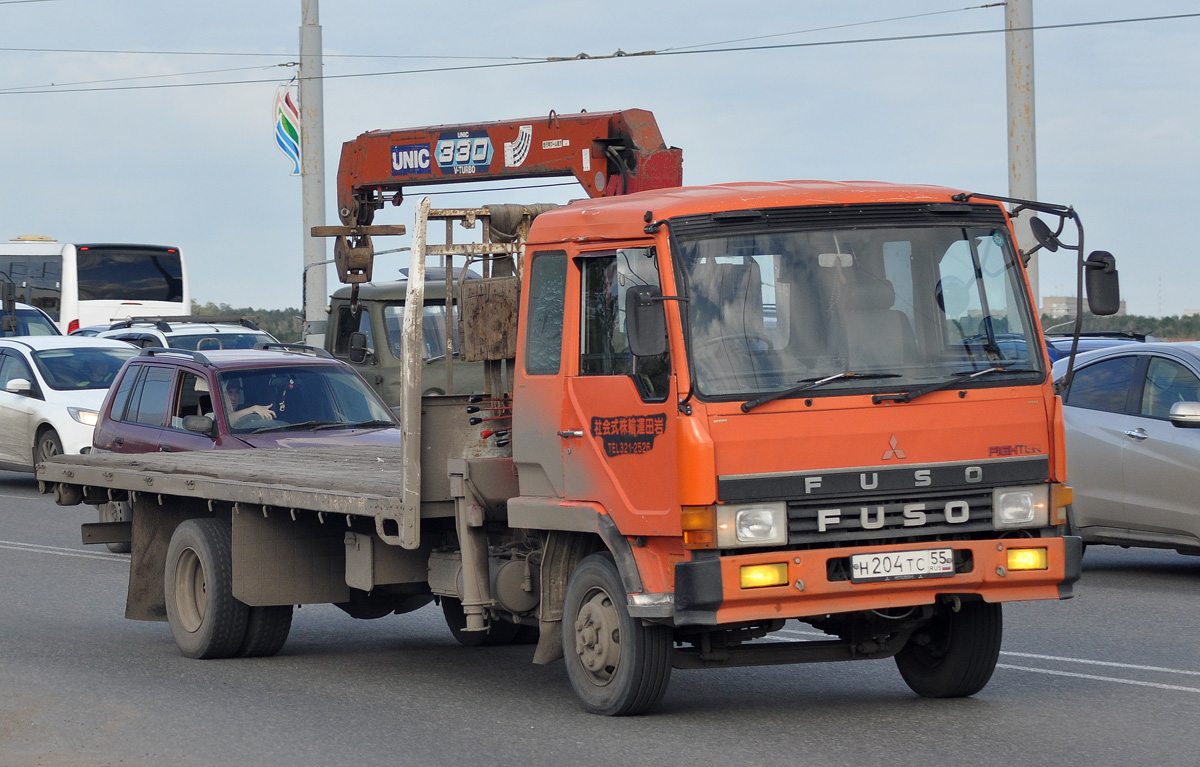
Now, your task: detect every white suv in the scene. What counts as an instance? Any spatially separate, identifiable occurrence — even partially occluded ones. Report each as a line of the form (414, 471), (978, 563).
(96, 316), (276, 351)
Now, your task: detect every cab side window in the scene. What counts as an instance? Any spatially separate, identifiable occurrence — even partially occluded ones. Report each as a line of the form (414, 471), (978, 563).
(333, 306), (373, 357)
(579, 248), (670, 401)
(1064, 356), (1137, 413)
(524, 252), (568, 375)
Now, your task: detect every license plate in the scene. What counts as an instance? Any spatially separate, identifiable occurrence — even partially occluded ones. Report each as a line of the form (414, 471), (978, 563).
(849, 548), (955, 583)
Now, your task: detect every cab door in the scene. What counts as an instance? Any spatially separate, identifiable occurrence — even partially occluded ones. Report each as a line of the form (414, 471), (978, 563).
(561, 248), (678, 532)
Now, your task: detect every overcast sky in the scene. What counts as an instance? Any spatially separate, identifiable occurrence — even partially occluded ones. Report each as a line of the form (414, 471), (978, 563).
(3, 1), (1198, 317)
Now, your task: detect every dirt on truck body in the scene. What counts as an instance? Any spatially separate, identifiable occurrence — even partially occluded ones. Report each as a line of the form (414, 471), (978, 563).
(39, 109), (1122, 715)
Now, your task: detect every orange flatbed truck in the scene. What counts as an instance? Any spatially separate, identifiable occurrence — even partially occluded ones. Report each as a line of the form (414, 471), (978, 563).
(39, 110), (1120, 715)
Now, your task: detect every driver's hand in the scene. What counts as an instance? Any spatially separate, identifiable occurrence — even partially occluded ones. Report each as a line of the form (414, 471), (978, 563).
(252, 405), (276, 420)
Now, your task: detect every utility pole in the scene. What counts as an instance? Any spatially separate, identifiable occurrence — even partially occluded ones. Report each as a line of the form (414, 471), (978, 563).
(299, 0), (327, 345)
(1006, 0), (1038, 309)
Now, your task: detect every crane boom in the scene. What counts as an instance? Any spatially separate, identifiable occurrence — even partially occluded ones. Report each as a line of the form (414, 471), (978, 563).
(336, 108), (682, 225)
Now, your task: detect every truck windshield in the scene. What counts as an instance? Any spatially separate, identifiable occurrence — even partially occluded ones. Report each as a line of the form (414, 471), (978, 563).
(673, 206), (1045, 400)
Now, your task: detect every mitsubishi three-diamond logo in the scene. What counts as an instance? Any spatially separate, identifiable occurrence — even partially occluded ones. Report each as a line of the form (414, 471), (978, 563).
(882, 435), (906, 460)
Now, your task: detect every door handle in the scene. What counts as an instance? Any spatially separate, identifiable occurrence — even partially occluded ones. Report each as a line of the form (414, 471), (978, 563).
(1124, 428), (1148, 441)
(158, 445), (172, 452)
(556, 430), (584, 438)
(113, 437), (123, 446)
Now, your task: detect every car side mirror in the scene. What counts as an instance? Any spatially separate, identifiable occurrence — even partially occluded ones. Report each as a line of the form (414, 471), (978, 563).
(1168, 401), (1200, 429)
(348, 331), (370, 364)
(625, 286), (668, 358)
(1084, 251), (1120, 316)
(181, 414), (216, 437)
(5, 377), (32, 396)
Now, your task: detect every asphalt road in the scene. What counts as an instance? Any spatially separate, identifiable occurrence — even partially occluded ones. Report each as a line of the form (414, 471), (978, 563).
(2, 469), (1198, 767)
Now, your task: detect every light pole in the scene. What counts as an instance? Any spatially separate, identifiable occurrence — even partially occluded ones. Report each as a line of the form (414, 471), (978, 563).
(299, 0), (327, 345)
(1006, 0), (1039, 309)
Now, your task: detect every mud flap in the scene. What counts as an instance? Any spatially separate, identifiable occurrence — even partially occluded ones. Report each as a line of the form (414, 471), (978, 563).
(532, 531), (601, 664)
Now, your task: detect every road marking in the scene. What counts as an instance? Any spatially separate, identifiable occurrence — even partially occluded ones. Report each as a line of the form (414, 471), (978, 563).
(0, 540), (127, 563)
(997, 664), (1200, 694)
(1001, 651), (1200, 678)
(0, 491), (40, 501)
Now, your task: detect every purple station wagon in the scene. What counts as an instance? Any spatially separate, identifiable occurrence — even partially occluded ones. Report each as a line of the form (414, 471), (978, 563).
(89, 343), (401, 552)
(94, 344), (401, 454)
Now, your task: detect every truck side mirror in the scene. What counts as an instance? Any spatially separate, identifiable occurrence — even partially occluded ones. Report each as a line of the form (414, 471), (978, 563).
(181, 415), (216, 437)
(1084, 251), (1120, 316)
(348, 331), (369, 364)
(625, 286), (668, 358)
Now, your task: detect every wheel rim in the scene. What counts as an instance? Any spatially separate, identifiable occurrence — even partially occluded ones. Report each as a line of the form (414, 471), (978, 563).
(37, 436), (60, 462)
(174, 547), (207, 634)
(573, 586), (622, 686)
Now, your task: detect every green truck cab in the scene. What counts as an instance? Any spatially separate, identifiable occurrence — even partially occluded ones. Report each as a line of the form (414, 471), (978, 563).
(325, 268), (486, 406)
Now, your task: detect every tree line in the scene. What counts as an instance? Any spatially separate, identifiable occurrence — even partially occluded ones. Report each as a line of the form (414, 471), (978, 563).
(1043, 313), (1200, 342)
(191, 302), (303, 343)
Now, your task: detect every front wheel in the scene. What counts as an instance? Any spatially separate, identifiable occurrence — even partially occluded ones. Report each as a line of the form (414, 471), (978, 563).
(35, 428), (63, 464)
(562, 553), (672, 716)
(894, 600), (1002, 698)
(164, 518), (249, 659)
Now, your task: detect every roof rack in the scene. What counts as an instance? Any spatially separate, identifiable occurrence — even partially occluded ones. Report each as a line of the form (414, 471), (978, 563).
(139, 347), (212, 365)
(253, 342), (333, 359)
(1046, 330), (1153, 342)
(108, 315), (261, 332)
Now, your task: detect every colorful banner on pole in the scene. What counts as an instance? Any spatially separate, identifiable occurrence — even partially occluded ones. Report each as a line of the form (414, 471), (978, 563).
(274, 81), (301, 176)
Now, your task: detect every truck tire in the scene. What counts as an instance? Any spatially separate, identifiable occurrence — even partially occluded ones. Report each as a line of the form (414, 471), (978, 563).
(441, 597), (520, 646)
(895, 600), (1002, 698)
(238, 606), (293, 658)
(561, 553), (672, 716)
(164, 518), (249, 659)
(99, 500), (132, 554)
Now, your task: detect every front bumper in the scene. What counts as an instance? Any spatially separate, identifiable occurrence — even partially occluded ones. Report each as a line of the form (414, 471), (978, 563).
(673, 535), (1082, 627)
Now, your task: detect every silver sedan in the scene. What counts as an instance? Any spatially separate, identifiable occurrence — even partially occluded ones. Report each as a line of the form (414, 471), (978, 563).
(1053, 342), (1200, 554)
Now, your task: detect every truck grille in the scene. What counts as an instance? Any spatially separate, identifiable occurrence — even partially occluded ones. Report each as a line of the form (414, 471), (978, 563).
(787, 488), (995, 548)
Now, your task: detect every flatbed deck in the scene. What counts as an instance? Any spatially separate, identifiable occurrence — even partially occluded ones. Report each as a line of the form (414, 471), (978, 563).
(38, 446), (409, 517)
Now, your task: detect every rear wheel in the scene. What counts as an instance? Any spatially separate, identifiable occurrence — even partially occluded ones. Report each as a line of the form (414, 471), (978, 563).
(238, 606), (293, 658)
(562, 553), (672, 716)
(98, 500), (132, 554)
(895, 600), (1002, 698)
(164, 518), (249, 659)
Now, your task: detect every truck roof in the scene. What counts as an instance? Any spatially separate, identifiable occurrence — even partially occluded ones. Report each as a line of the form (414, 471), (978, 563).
(526, 180), (986, 244)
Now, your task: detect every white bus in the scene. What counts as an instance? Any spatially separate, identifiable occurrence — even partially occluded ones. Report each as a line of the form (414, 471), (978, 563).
(0, 236), (190, 333)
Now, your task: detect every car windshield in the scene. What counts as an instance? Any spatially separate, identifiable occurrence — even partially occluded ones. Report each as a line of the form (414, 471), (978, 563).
(217, 365), (397, 434)
(673, 206), (1045, 400)
(2, 308), (61, 337)
(32, 347), (138, 390)
(171, 331), (275, 351)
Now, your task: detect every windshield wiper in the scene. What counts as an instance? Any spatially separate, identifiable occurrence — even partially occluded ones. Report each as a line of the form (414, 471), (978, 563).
(872, 366), (1039, 405)
(313, 419), (395, 431)
(741, 372), (902, 413)
(251, 420), (340, 433)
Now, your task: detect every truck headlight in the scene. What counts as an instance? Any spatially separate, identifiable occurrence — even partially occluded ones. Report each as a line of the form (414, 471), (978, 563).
(993, 484), (1049, 530)
(68, 407), (99, 427)
(716, 502), (788, 547)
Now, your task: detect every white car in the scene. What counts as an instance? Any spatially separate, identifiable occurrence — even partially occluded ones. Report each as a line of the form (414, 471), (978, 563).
(0, 336), (138, 472)
(95, 316), (276, 351)
(1, 302), (62, 337)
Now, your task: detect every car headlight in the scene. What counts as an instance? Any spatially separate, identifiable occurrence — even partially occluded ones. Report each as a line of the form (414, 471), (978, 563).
(67, 407), (99, 427)
(716, 502), (788, 547)
(992, 484), (1050, 530)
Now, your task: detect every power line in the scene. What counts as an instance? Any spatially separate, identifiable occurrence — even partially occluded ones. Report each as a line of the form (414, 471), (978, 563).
(660, 3), (1003, 52)
(0, 45), (540, 61)
(2, 12), (1197, 97)
(0, 63), (295, 94)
